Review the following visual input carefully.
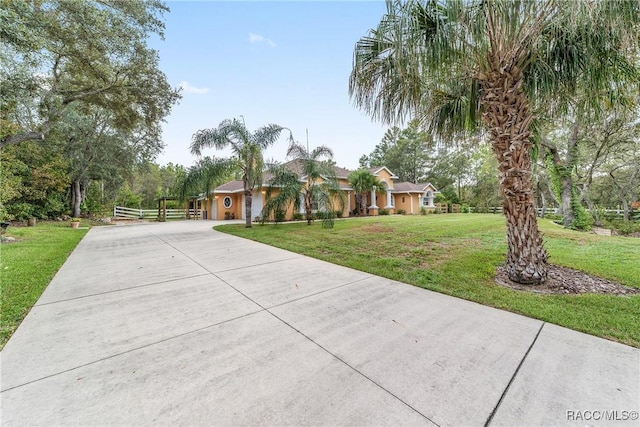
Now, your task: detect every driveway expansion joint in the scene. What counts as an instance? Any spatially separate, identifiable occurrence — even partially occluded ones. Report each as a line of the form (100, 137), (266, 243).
(484, 321), (546, 426)
(264, 308), (441, 426)
(33, 273), (212, 307)
(0, 309), (266, 393)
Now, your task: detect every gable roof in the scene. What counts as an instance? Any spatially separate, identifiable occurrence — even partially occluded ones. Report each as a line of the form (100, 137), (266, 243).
(392, 182), (439, 193)
(368, 166), (399, 179)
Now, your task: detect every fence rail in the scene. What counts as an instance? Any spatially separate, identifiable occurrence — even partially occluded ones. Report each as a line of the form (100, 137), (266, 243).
(113, 206), (202, 220)
(468, 206), (638, 220)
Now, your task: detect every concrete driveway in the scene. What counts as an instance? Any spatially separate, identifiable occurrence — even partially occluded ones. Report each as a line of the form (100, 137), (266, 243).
(1, 220), (638, 426)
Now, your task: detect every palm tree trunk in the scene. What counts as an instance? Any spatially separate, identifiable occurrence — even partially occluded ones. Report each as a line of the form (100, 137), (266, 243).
(305, 193), (313, 225)
(481, 63), (548, 284)
(244, 184), (252, 228)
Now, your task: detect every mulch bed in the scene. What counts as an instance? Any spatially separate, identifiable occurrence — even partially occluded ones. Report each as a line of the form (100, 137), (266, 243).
(495, 264), (640, 296)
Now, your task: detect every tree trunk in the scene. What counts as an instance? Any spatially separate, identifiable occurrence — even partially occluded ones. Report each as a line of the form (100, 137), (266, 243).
(559, 177), (573, 227)
(621, 200), (630, 222)
(357, 193), (366, 215)
(0, 131), (45, 148)
(481, 62), (548, 285)
(305, 195), (313, 225)
(244, 190), (252, 228)
(71, 181), (82, 218)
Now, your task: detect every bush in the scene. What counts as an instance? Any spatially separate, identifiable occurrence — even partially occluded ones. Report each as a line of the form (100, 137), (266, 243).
(274, 209), (286, 223)
(292, 212), (304, 221)
(420, 207), (428, 215)
(610, 221), (640, 236)
(461, 203), (470, 213)
(334, 210), (343, 219)
(378, 208), (389, 215)
(396, 209), (406, 215)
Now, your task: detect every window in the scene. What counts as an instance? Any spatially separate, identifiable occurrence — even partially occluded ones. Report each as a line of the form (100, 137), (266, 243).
(402, 196), (405, 203)
(423, 191), (433, 207)
(390, 194), (395, 207)
(223, 196), (233, 209)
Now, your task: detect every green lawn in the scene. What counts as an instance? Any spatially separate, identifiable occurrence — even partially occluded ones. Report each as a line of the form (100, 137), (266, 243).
(216, 214), (640, 347)
(0, 222), (89, 349)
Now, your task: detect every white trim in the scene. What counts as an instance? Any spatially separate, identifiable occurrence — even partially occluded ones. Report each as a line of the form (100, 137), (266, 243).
(222, 195), (233, 209)
(370, 166), (399, 179)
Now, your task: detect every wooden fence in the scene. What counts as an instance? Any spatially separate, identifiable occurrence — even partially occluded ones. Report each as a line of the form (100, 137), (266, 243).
(467, 206), (638, 220)
(113, 206), (202, 220)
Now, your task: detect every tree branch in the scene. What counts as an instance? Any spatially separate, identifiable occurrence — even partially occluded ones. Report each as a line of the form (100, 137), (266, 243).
(0, 131), (45, 148)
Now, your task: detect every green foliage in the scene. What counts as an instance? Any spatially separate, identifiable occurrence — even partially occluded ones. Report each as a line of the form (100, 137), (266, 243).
(612, 221), (640, 236)
(292, 213), (304, 221)
(420, 207), (428, 215)
(116, 184), (142, 208)
(274, 208), (287, 223)
(378, 208), (389, 215)
(0, 141), (69, 220)
(363, 120), (433, 183)
(397, 209), (406, 215)
(176, 157), (233, 204)
(570, 198), (593, 231)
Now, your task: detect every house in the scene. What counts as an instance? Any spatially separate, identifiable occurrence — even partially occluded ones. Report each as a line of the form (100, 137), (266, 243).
(202, 161), (439, 221)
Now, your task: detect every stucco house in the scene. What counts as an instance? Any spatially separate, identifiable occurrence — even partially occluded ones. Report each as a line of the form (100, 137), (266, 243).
(201, 160), (439, 221)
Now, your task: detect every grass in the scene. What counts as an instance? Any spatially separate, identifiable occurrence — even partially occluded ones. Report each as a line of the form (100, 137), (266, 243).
(1, 221), (89, 349)
(215, 214), (640, 347)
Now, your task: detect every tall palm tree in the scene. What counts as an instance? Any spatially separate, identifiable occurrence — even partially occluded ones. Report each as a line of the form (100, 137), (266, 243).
(350, 0), (640, 284)
(348, 169), (385, 216)
(264, 142), (343, 225)
(191, 118), (291, 228)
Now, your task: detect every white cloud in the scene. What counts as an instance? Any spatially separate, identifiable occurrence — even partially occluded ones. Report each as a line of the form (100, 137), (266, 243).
(178, 81), (209, 95)
(248, 32), (276, 48)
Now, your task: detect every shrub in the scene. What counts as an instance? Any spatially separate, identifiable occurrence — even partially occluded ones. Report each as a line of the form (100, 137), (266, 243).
(334, 210), (343, 219)
(420, 207), (428, 215)
(397, 209), (406, 215)
(292, 212), (304, 221)
(274, 209), (286, 223)
(610, 221), (640, 236)
(461, 203), (469, 213)
(378, 208), (389, 215)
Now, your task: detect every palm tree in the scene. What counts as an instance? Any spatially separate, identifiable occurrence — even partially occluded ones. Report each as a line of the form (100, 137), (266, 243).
(348, 169), (384, 216)
(288, 142), (338, 224)
(350, 0), (640, 284)
(177, 156), (233, 202)
(191, 118), (291, 228)
(264, 142), (343, 225)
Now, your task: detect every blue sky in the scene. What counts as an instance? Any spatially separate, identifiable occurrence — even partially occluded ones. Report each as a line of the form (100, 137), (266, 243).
(151, 1), (390, 170)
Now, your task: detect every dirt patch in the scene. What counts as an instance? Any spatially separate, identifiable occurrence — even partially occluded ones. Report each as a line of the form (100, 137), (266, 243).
(495, 264), (640, 296)
(0, 235), (21, 244)
(359, 224), (393, 233)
